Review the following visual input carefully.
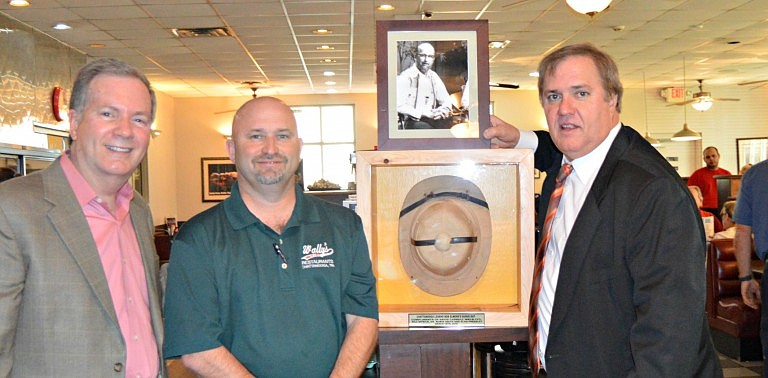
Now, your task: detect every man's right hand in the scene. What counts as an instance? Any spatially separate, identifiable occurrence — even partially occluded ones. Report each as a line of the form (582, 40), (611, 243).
(741, 280), (761, 309)
(484, 115), (521, 149)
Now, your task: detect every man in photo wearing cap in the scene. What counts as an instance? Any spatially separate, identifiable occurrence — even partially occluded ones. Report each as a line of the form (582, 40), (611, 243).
(484, 43), (720, 376)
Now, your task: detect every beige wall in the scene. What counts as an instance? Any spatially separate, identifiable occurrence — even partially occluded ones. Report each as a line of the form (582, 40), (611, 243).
(146, 90), (178, 225)
(148, 85), (768, 222)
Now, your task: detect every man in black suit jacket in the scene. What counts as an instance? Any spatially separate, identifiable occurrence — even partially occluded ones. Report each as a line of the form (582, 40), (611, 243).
(484, 43), (722, 377)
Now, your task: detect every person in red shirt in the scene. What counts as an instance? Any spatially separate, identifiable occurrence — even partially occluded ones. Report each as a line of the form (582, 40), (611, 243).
(687, 146), (731, 215)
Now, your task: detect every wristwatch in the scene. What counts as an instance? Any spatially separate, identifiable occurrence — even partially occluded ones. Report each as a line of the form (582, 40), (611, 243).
(739, 274), (753, 282)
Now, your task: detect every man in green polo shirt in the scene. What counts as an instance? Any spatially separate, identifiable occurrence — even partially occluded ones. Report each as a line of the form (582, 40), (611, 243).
(163, 96), (379, 377)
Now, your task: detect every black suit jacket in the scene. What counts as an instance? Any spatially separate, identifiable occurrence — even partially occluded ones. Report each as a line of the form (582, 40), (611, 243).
(533, 126), (722, 377)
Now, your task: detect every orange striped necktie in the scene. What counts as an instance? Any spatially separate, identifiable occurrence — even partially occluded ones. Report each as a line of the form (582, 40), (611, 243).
(528, 163), (572, 376)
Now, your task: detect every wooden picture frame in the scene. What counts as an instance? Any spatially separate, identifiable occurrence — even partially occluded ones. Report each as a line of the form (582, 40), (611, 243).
(201, 157), (236, 202)
(356, 149), (534, 327)
(376, 20), (490, 150)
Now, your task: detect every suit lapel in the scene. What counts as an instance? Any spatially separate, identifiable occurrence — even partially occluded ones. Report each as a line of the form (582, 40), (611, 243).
(42, 160), (119, 326)
(548, 126), (633, 335)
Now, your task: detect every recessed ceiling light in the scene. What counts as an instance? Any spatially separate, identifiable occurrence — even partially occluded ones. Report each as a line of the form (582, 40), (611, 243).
(325, 81), (336, 85)
(313, 28), (332, 35)
(8, 0), (30, 7)
(323, 71), (335, 77)
(321, 59), (336, 63)
(326, 88), (338, 93)
(377, 4), (395, 11)
(529, 71), (540, 77)
(53, 23), (71, 30)
(88, 43), (105, 48)
(316, 45), (334, 50)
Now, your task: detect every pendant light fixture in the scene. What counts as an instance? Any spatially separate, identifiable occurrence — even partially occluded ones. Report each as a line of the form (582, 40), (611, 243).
(641, 72), (661, 147)
(671, 57), (702, 142)
(566, 0), (613, 16)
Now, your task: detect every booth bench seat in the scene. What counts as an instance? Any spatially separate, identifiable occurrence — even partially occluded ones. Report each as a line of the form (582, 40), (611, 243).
(706, 238), (762, 361)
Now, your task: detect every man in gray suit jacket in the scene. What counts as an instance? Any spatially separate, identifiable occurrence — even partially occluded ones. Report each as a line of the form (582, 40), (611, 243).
(0, 58), (164, 377)
(484, 43), (721, 376)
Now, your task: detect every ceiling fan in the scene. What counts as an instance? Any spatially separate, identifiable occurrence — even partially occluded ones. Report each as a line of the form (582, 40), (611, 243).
(214, 81), (265, 115)
(669, 79), (740, 111)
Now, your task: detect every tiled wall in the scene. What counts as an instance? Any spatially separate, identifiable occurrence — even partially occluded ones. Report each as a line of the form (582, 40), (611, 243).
(0, 12), (84, 147)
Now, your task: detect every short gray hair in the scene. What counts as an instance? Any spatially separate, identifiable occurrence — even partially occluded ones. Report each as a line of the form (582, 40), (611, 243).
(69, 58), (156, 123)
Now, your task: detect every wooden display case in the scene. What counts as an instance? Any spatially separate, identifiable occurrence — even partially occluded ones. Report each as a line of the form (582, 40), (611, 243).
(356, 149), (534, 328)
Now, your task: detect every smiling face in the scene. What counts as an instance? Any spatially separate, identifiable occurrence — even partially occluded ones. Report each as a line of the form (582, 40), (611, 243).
(540, 55), (620, 160)
(226, 97), (303, 191)
(68, 74), (152, 188)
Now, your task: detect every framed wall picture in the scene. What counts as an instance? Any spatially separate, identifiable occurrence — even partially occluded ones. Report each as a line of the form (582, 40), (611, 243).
(376, 20), (490, 151)
(201, 157), (237, 202)
(356, 149), (535, 327)
(736, 137), (767, 172)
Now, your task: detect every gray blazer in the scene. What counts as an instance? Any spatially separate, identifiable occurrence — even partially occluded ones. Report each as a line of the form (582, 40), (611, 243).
(0, 158), (165, 377)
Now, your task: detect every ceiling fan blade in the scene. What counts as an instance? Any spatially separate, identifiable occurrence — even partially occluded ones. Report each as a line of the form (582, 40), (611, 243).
(214, 109), (238, 115)
(711, 98), (740, 102)
(738, 79), (768, 86)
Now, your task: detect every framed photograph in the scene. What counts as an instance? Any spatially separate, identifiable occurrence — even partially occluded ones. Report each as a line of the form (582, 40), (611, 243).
(356, 149), (535, 327)
(736, 137), (767, 173)
(201, 157), (237, 202)
(376, 20), (490, 150)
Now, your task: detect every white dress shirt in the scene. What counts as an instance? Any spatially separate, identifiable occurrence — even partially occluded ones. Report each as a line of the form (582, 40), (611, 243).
(521, 123), (622, 370)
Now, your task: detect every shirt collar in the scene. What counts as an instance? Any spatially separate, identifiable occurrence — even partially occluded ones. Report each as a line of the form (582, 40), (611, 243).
(224, 181), (320, 233)
(60, 151), (134, 211)
(563, 122), (622, 186)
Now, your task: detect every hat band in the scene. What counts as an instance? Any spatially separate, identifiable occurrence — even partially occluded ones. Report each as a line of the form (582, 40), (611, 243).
(399, 191), (489, 218)
(411, 236), (478, 246)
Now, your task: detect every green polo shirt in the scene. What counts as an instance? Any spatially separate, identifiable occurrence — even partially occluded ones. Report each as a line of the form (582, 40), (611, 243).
(163, 182), (378, 378)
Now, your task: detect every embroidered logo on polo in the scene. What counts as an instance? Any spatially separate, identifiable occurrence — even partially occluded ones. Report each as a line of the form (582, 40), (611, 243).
(301, 243), (336, 269)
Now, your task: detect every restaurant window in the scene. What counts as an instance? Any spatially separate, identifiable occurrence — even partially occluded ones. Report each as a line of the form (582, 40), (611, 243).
(292, 105), (355, 190)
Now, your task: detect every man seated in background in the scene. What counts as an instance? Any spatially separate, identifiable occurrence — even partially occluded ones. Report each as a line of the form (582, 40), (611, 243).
(689, 185), (723, 240)
(740, 164), (752, 175)
(714, 200), (736, 240)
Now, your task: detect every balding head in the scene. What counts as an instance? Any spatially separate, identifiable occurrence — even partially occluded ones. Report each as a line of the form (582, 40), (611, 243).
(232, 96), (296, 135)
(226, 96), (303, 190)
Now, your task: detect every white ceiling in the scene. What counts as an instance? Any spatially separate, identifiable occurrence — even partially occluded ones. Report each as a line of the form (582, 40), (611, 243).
(2, 0), (767, 98)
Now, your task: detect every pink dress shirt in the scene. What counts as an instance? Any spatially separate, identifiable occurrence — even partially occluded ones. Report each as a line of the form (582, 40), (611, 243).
(61, 154), (158, 378)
